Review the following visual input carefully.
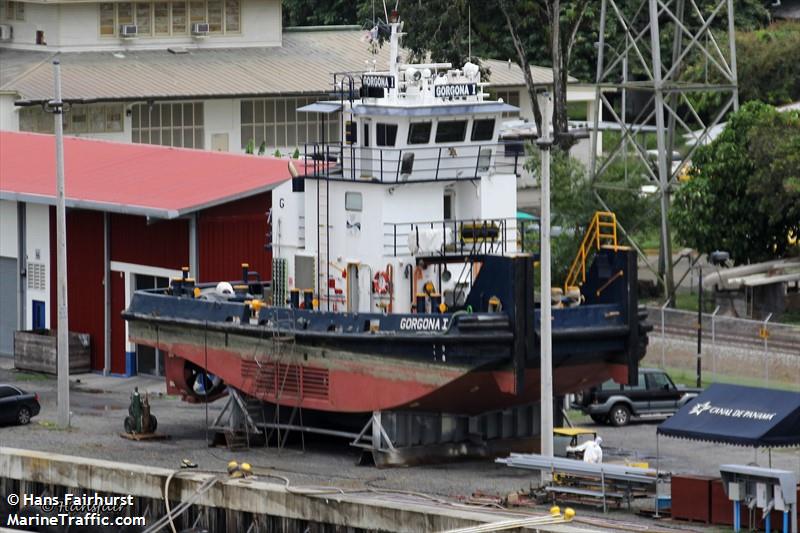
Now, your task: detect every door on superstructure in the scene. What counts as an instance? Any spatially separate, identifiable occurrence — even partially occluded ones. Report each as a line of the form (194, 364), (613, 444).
(360, 119), (372, 178)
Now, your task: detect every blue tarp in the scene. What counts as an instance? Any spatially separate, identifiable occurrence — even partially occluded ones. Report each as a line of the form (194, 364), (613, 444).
(657, 384), (800, 448)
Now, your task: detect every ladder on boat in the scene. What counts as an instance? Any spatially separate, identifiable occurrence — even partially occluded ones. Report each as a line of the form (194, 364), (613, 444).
(317, 179), (331, 310)
(564, 211), (620, 291)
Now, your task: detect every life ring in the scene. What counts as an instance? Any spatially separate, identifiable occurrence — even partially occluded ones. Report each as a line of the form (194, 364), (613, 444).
(373, 270), (391, 294)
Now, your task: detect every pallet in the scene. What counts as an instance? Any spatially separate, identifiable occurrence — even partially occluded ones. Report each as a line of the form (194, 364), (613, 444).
(119, 432), (170, 441)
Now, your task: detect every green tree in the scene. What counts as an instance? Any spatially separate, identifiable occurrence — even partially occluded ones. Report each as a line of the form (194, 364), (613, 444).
(526, 147), (658, 284)
(670, 101), (800, 264)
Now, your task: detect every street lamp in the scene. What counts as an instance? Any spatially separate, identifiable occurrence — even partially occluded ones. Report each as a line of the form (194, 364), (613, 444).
(696, 250), (730, 387)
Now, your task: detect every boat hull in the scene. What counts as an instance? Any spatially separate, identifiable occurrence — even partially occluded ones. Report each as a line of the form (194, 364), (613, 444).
(129, 318), (632, 415)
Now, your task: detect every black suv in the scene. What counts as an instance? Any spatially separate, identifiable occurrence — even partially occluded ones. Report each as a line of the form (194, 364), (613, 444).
(0, 384), (41, 425)
(572, 368), (701, 426)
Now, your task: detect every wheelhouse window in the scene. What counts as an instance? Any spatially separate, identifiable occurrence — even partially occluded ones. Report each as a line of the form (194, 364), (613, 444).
(407, 122), (432, 144)
(376, 123), (398, 147)
(435, 120), (467, 143)
(345, 192), (362, 212)
(471, 118), (496, 141)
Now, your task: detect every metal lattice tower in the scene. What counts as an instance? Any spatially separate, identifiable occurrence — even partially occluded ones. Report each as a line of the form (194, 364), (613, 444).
(590, 0), (739, 299)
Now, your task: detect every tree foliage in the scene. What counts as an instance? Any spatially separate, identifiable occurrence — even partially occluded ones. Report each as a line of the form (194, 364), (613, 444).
(525, 148), (659, 284)
(670, 101), (800, 264)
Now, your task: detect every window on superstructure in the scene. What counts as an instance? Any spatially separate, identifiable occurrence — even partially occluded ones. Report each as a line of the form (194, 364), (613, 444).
(407, 122), (431, 145)
(132, 101), (204, 149)
(240, 98), (340, 152)
(435, 120), (467, 143)
(345, 192), (363, 212)
(376, 123), (398, 147)
(471, 119), (496, 141)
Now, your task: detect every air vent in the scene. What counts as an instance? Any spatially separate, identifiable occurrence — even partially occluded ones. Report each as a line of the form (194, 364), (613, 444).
(26, 263), (46, 291)
(242, 360), (330, 401)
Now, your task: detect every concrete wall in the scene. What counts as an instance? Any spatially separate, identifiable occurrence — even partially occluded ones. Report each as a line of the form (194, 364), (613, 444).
(1, 0), (281, 51)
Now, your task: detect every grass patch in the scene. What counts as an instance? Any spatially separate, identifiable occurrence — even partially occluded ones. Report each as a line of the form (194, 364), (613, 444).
(37, 420), (76, 431)
(13, 371), (52, 382)
(666, 366), (799, 392)
(564, 409), (590, 426)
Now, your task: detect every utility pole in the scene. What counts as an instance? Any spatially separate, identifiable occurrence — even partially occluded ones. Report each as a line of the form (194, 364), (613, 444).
(538, 92), (553, 460)
(696, 265), (703, 387)
(52, 59), (70, 428)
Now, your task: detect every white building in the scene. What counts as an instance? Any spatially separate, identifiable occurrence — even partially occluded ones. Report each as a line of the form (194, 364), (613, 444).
(0, 1), (596, 158)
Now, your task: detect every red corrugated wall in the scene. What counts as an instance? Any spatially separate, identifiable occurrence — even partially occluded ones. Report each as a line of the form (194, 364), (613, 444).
(110, 214), (189, 269)
(49, 208), (106, 370)
(198, 192), (272, 282)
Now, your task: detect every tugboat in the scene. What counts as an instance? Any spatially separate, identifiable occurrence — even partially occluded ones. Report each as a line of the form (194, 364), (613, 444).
(124, 15), (650, 465)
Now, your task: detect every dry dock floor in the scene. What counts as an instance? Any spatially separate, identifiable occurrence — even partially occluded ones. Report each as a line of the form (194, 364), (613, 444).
(1, 362), (798, 531)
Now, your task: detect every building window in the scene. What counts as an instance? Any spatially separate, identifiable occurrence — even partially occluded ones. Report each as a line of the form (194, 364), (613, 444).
(171, 1), (186, 33)
(131, 102), (204, 149)
(376, 123), (398, 147)
(240, 97), (340, 152)
(99, 0), (239, 37)
(19, 104), (125, 134)
(435, 120), (467, 143)
(3, 1), (25, 21)
(494, 89), (520, 118)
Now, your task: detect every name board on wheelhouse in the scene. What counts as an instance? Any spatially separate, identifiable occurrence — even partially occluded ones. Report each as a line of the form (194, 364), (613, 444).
(434, 83), (478, 99)
(362, 74), (396, 89)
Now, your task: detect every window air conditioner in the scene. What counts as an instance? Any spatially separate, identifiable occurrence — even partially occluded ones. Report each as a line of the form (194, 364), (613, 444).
(0, 24), (12, 41)
(191, 23), (210, 36)
(120, 24), (138, 38)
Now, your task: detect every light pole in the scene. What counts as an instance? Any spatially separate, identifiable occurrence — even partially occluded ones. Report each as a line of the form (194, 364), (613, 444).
(696, 250), (729, 388)
(48, 59), (71, 428)
(538, 92), (554, 460)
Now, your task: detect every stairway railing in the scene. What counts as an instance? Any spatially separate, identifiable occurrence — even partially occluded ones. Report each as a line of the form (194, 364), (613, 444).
(564, 211), (619, 290)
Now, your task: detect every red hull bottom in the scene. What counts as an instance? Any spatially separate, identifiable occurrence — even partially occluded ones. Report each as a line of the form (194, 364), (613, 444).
(155, 338), (628, 415)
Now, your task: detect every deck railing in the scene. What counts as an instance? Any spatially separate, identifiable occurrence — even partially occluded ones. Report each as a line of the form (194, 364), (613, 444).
(300, 141), (524, 183)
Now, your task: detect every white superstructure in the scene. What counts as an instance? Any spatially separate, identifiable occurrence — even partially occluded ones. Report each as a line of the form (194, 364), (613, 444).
(270, 21), (521, 315)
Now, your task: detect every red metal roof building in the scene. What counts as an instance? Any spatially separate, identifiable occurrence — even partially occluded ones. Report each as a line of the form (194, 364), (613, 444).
(0, 132), (290, 375)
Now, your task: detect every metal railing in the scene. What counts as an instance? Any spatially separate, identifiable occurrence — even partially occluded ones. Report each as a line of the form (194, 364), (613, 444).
(564, 211), (619, 291)
(300, 141), (524, 183)
(648, 306), (800, 390)
(383, 217), (539, 258)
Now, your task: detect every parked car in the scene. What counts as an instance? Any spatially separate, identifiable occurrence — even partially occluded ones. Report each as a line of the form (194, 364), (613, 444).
(0, 384), (41, 426)
(572, 368), (701, 427)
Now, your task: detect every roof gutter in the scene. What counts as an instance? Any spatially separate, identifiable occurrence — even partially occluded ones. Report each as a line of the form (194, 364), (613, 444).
(13, 89), (334, 107)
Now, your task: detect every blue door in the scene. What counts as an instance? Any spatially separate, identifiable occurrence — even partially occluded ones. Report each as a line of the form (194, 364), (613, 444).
(32, 300), (45, 330)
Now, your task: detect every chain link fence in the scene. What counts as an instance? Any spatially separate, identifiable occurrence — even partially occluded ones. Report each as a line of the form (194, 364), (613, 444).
(646, 306), (800, 391)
